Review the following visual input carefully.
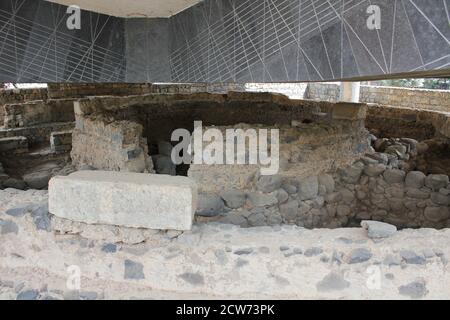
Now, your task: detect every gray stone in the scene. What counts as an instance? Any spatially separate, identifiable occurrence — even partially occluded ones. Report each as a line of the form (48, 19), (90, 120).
(440, 188), (450, 196)
(157, 141), (173, 157)
(0, 220), (18, 234)
(297, 176), (319, 200)
(247, 192), (278, 207)
(367, 153), (389, 165)
(363, 164), (386, 177)
(385, 144), (407, 159)
(33, 213), (51, 232)
(218, 213), (248, 228)
(2, 178), (26, 190)
(49, 171), (197, 231)
(383, 169), (406, 184)
(280, 201), (299, 221)
(318, 174), (335, 193)
(430, 193), (450, 206)
(298, 201), (312, 215)
(31, 204), (51, 232)
(361, 220), (397, 239)
(316, 272), (350, 292)
(197, 194), (225, 217)
(347, 248), (372, 264)
(324, 192), (342, 204)
(425, 175), (449, 191)
(23, 171), (53, 190)
(256, 175), (282, 193)
(234, 248), (253, 255)
(399, 280), (428, 299)
(406, 188), (430, 200)
(220, 190), (246, 209)
(102, 243), (117, 253)
(124, 260), (145, 280)
(247, 212), (266, 227)
(336, 205), (351, 217)
(282, 184), (297, 194)
(152, 155), (176, 176)
(424, 207), (450, 222)
(304, 247), (323, 257)
(275, 189), (289, 204)
(266, 212), (283, 226)
(339, 189), (355, 204)
(16, 290), (39, 300)
(405, 171), (426, 189)
(360, 156), (379, 165)
(385, 273), (395, 280)
(339, 163), (363, 184)
(179, 272), (204, 286)
(6, 206), (29, 217)
(399, 250), (426, 265)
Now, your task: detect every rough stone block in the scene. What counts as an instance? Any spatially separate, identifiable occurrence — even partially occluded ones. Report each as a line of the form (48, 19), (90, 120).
(49, 171), (198, 231)
(332, 103), (367, 121)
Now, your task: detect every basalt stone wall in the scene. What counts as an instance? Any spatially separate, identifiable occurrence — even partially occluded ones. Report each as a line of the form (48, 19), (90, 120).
(196, 138), (450, 230)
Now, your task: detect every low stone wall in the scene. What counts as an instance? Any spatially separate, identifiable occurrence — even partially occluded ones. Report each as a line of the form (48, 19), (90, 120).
(3, 100), (74, 129)
(47, 83), (246, 99)
(0, 88), (48, 105)
(0, 88), (49, 127)
(361, 86), (450, 112)
(197, 149), (450, 230)
(0, 122), (75, 147)
(367, 104), (450, 141)
(306, 83), (450, 113)
(305, 82), (341, 102)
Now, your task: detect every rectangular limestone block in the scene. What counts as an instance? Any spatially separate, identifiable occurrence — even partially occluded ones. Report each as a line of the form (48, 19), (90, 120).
(49, 171), (198, 231)
(332, 102), (367, 121)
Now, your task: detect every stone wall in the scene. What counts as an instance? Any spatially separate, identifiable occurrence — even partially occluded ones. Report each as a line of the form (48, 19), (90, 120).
(197, 142), (450, 230)
(3, 100), (74, 129)
(306, 83), (450, 113)
(71, 106), (153, 173)
(47, 83), (246, 99)
(361, 86), (450, 112)
(0, 88), (48, 104)
(366, 104), (450, 141)
(0, 88), (48, 127)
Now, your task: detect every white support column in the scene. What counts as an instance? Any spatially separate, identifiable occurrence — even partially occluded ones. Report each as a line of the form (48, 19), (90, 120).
(339, 82), (361, 103)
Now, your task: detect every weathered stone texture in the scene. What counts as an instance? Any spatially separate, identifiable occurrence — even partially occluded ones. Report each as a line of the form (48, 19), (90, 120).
(49, 171), (198, 231)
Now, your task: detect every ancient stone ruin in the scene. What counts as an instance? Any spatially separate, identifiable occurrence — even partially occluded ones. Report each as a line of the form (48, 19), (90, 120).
(1, 83), (450, 300)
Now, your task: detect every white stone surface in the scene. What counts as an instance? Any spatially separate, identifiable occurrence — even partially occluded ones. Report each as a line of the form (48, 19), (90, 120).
(1, 189), (450, 300)
(49, 171), (197, 231)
